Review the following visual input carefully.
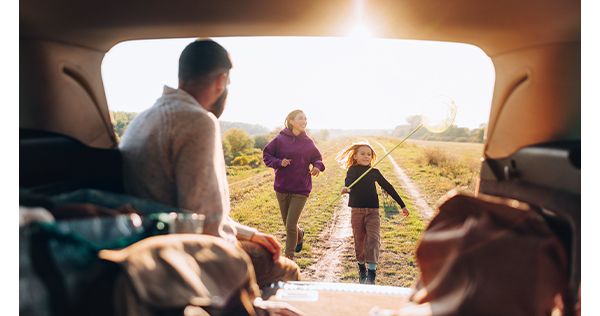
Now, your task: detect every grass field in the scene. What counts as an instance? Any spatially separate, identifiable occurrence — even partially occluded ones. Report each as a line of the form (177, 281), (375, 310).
(228, 136), (483, 287)
(377, 138), (483, 208)
(226, 165), (269, 185)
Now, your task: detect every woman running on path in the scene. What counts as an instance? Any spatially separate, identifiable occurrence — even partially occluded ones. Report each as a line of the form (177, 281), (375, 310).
(263, 109), (325, 260)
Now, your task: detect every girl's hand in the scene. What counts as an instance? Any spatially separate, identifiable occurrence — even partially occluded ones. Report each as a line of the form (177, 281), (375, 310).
(281, 158), (292, 167)
(310, 167), (320, 177)
(401, 207), (410, 217)
(341, 187), (351, 194)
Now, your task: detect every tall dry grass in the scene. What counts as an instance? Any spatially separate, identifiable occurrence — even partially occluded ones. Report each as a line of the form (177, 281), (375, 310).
(419, 146), (480, 194)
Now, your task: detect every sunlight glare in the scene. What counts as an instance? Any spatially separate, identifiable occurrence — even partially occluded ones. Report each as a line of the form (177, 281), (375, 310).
(420, 94), (458, 133)
(345, 0), (373, 38)
(346, 23), (373, 38)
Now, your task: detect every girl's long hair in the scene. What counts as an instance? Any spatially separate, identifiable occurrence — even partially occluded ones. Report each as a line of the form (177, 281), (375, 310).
(336, 142), (377, 169)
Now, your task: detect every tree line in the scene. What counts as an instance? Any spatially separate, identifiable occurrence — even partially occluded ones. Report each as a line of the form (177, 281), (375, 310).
(392, 115), (486, 143)
(111, 111), (485, 170)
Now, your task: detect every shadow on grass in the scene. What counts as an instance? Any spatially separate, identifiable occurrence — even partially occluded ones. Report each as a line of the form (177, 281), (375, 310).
(383, 205), (400, 219)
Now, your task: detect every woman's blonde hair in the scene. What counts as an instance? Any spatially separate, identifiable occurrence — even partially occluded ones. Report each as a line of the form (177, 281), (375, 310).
(336, 141), (377, 169)
(284, 109), (305, 130)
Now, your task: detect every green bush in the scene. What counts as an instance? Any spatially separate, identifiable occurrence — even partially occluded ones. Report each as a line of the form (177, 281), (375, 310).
(254, 135), (269, 149)
(111, 111), (138, 137)
(232, 156), (250, 166)
(224, 128), (254, 154)
(231, 148), (262, 168)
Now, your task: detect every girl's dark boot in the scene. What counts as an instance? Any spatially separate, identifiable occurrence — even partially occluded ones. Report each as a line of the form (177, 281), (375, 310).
(366, 269), (377, 285)
(358, 263), (367, 284)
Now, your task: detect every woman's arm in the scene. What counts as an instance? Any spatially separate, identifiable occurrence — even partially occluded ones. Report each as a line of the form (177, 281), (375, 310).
(262, 138), (282, 169)
(310, 145), (326, 172)
(375, 170), (406, 209)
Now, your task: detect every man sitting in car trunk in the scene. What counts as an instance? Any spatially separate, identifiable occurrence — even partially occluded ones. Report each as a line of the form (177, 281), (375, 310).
(119, 39), (300, 287)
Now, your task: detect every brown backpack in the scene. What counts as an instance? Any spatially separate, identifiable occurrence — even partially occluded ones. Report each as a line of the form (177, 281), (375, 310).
(399, 191), (568, 316)
(99, 234), (261, 316)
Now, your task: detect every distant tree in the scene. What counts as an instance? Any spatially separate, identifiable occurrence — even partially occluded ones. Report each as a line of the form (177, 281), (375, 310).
(315, 129), (330, 143)
(392, 125), (411, 137)
(477, 123), (488, 142)
(220, 121), (269, 135)
(253, 135), (269, 149)
(445, 126), (469, 139)
(111, 111), (138, 137)
(392, 120), (486, 143)
(405, 115), (422, 129)
(222, 139), (234, 165)
(469, 127), (485, 143)
(223, 128), (254, 156)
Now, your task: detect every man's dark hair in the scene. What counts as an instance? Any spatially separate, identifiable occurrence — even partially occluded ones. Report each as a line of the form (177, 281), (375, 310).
(178, 39), (232, 83)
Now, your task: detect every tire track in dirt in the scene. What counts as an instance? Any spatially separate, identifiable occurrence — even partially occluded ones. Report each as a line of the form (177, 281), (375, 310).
(375, 141), (435, 220)
(303, 195), (353, 282)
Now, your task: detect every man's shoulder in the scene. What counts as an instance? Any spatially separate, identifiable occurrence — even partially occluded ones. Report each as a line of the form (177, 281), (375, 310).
(162, 100), (217, 125)
(130, 101), (209, 126)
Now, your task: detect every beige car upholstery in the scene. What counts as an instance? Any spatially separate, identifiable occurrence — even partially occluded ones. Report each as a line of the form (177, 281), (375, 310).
(20, 40), (117, 148)
(485, 42), (580, 158)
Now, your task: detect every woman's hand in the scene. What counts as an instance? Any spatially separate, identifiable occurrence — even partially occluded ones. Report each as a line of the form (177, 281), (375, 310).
(250, 232), (282, 261)
(340, 187), (351, 194)
(401, 207), (410, 217)
(281, 158), (292, 167)
(310, 167), (320, 177)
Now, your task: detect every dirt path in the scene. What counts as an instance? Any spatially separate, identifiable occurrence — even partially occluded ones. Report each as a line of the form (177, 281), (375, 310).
(303, 195), (353, 282)
(303, 141), (434, 281)
(375, 142), (435, 220)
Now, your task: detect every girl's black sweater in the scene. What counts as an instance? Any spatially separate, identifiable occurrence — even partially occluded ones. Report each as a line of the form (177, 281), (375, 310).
(345, 165), (406, 209)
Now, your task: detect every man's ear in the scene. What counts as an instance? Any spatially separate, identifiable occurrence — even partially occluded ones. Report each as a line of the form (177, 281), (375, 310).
(214, 72), (229, 94)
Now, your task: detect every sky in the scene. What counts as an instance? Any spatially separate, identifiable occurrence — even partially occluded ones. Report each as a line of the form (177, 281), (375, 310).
(102, 36), (495, 130)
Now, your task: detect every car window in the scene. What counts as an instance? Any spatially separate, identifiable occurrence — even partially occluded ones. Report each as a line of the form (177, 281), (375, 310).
(101, 36), (495, 286)
(102, 36), (494, 138)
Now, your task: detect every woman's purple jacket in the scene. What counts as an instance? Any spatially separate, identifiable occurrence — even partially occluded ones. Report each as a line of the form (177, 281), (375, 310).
(263, 128), (325, 196)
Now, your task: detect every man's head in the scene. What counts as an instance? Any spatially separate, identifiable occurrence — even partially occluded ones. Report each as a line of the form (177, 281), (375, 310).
(178, 39), (232, 118)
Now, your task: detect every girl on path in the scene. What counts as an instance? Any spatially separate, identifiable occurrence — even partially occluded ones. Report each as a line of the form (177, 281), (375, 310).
(263, 109), (325, 260)
(338, 141), (409, 284)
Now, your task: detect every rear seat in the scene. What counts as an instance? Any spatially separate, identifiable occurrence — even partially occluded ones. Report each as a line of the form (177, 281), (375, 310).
(20, 129), (124, 195)
(19, 130), (172, 316)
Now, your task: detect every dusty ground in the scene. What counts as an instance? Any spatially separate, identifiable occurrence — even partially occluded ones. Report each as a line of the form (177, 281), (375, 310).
(302, 195), (353, 281)
(376, 141), (434, 221)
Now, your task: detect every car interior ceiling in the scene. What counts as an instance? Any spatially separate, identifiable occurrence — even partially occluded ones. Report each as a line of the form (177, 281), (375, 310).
(20, 0), (581, 311)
